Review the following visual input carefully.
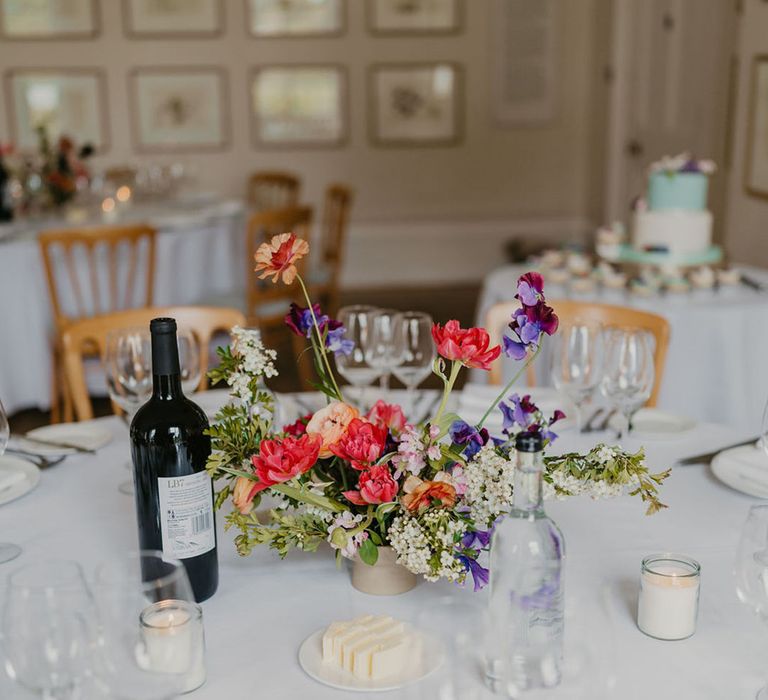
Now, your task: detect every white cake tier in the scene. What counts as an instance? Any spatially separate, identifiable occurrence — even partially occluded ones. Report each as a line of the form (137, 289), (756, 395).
(632, 209), (713, 255)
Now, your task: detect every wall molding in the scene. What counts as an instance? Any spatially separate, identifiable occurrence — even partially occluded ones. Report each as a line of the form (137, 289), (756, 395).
(341, 215), (594, 288)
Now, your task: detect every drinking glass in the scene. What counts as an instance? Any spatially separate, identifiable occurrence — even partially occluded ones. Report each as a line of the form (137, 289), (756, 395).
(599, 329), (654, 439)
(391, 312), (435, 420)
(335, 305), (381, 409)
(177, 328), (201, 395)
(550, 324), (604, 431)
(736, 504), (768, 699)
(92, 551), (205, 699)
(365, 309), (401, 394)
(2, 560), (97, 699)
(0, 397), (21, 564)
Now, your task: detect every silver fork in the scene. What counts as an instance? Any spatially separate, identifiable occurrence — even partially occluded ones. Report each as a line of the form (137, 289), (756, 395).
(5, 448), (66, 469)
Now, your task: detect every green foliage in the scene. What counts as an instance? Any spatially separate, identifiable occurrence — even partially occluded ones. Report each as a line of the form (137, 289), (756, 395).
(358, 538), (379, 566)
(226, 508), (330, 558)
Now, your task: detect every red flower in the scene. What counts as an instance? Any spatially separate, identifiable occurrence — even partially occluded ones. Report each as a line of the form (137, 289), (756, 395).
(250, 433), (322, 493)
(254, 232), (309, 285)
(343, 464), (398, 505)
(330, 418), (387, 470)
(431, 320), (501, 371)
(366, 400), (407, 434)
(283, 413), (312, 437)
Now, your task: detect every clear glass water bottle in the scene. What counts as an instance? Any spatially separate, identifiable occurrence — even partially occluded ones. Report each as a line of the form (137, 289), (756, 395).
(485, 431), (565, 696)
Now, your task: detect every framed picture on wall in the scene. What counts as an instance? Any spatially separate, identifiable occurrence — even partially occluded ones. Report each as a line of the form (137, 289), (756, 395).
(123, 0), (222, 38)
(745, 55), (768, 199)
(130, 67), (228, 152)
(246, 0), (344, 37)
(5, 68), (108, 150)
(369, 63), (462, 146)
(367, 0), (461, 35)
(250, 65), (347, 147)
(0, 0), (98, 40)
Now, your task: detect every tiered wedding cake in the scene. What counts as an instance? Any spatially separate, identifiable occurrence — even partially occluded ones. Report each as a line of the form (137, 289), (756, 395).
(632, 154), (716, 258)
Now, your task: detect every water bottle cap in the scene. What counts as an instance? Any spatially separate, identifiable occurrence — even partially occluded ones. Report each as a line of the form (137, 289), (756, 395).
(515, 431), (543, 453)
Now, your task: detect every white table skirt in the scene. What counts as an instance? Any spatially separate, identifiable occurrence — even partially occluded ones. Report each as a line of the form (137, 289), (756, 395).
(0, 202), (245, 415)
(475, 264), (768, 435)
(0, 390), (764, 698)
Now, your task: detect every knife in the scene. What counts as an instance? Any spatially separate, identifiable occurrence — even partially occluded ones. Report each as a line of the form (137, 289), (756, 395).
(14, 433), (96, 454)
(677, 437), (759, 466)
(741, 274), (766, 292)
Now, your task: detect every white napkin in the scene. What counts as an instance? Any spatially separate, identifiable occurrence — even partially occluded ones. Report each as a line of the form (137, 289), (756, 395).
(717, 446), (768, 486)
(0, 470), (26, 493)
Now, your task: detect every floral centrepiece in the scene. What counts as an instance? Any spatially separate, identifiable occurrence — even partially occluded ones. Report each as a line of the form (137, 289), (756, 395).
(206, 234), (670, 590)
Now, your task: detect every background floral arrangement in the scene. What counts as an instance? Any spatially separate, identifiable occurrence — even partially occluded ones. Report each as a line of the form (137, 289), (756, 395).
(205, 234), (669, 589)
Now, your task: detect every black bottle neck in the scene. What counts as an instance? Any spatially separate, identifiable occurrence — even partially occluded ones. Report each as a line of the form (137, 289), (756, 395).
(151, 328), (183, 400)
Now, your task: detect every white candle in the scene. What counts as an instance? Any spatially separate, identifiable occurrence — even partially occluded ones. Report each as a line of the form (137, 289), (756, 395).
(637, 554), (700, 640)
(140, 600), (206, 693)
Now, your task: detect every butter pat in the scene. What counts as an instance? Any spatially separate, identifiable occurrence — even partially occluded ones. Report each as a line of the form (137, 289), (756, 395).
(321, 615), (415, 681)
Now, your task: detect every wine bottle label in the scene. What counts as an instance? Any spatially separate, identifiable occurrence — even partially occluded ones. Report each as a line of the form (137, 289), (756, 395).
(157, 472), (215, 560)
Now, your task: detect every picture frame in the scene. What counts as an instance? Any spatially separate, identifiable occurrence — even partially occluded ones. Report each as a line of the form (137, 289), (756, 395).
(4, 68), (109, 151)
(0, 0), (98, 40)
(123, 0), (222, 38)
(130, 67), (229, 153)
(367, 0), (461, 35)
(368, 62), (462, 147)
(250, 65), (347, 148)
(745, 55), (768, 200)
(245, 0), (345, 38)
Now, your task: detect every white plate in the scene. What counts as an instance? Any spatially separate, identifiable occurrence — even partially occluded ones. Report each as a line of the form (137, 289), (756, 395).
(298, 628), (443, 693)
(608, 408), (696, 440)
(0, 455), (41, 506)
(18, 423), (113, 456)
(711, 445), (768, 498)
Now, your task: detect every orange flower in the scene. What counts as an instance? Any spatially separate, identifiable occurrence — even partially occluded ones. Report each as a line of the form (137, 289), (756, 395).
(254, 232), (309, 285)
(232, 475), (258, 515)
(401, 476), (457, 513)
(305, 401), (360, 458)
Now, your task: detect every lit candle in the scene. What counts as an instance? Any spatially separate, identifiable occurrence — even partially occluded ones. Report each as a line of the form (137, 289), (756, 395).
(637, 554), (700, 640)
(140, 600), (206, 693)
(116, 185), (132, 204)
(101, 196), (117, 223)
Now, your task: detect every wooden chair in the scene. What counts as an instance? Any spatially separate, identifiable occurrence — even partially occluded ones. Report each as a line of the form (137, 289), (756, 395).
(485, 299), (670, 407)
(310, 184), (353, 315)
(247, 171), (301, 211)
(60, 306), (246, 422)
(39, 224), (157, 422)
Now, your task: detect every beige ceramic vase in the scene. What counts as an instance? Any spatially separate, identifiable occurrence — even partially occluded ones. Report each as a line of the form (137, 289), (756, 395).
(350, 546), (417, 595)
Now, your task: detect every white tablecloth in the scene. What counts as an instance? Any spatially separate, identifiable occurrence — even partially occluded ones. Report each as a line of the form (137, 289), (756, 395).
(0, 390), (765, 698)
(475, 264), (768, 435)
(0, 201), (245, 415)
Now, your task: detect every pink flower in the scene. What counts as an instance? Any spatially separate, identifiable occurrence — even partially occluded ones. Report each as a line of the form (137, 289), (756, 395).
(431, 320), (501, 371)
(305, 402), (360, 458)
(366, 400), (407, 434)
(250, 433), (322, 492)
(330, 418), (387, 470)
(343, 464), (398, 505)
(254, 232), (309, 285)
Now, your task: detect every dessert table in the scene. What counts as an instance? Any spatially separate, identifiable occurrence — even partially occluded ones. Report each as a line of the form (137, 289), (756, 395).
(0, 390), (765, 699)
(0, 199), (245, 415)
(475, 263), (768, 434)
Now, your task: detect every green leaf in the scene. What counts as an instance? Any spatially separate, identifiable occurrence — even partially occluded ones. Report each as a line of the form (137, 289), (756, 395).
(358, 538), (379, 566)
(369, 530), (383, 546)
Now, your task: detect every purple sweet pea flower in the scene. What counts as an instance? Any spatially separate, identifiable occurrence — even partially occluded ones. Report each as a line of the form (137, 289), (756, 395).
(449, 420), (489, 459)
(325, 325), (354, 357)
(284, 302), (328, 338)
(503, 302), (558, 360)
(457, 554), (490, 592)
(461, 529), (493, 549)
(515, 272), (545, 307)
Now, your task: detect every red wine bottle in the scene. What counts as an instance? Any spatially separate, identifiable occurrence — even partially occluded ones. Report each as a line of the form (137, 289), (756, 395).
(130, 317), (218, 602)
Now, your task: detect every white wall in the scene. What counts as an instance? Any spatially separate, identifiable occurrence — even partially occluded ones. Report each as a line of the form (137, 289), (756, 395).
(0, 0), (608, 287)
(725, 0), (768, 265)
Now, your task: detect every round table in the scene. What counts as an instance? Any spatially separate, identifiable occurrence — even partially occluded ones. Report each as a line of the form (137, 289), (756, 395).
(475, 264), (768, 435)
(0, 390), (763, 698)
(0, 199), (245, 415)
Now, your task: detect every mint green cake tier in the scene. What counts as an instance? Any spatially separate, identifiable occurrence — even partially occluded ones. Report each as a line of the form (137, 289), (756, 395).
(615, 244), (722, 268)
(648, 171), (708, 211)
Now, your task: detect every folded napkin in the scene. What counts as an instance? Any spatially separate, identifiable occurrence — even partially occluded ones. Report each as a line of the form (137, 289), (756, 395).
(716, 446), (768, 488)
(0, 470), (27, 493)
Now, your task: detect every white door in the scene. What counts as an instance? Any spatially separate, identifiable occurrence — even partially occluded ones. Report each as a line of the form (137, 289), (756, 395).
(604, 0), (737, 231)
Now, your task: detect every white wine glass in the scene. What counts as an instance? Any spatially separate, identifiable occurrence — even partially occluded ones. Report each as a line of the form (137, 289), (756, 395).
(736, 505), (768, 700)
(391, 312), (435, 421)
(335, 305), (382, 409)
(599, 328), (654, 440)
(91, 550), (204, 699)
(0, 397), (22, 564)
(550, 323), (605, 431)
(365, 309), (400, 394)
(2, 560), (98, 699)
(177, 328), (201, 395)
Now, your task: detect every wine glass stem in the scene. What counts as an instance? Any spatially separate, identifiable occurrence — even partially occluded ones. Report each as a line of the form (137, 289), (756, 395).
(379, 373), (390, 393)
(574, 401), (583, 432)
